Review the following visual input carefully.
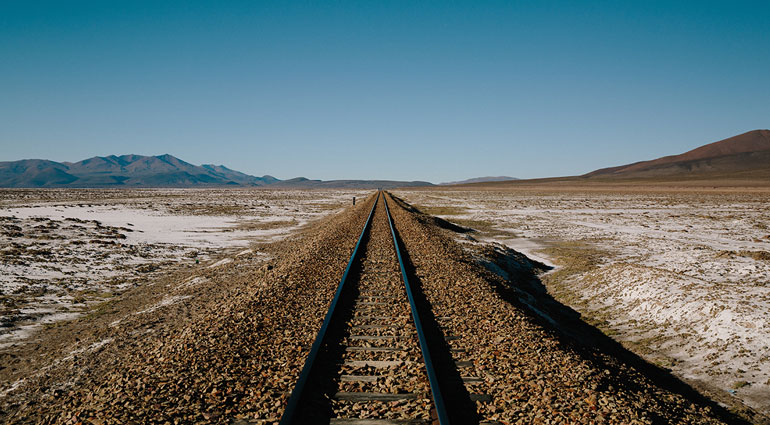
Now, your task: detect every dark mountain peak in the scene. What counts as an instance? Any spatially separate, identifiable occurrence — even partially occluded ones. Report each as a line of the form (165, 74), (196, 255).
(115, 154), (197, 175)
(115, 154), (145, 164)
(1, 159), (64, 172)
(69, 155), (125, 171)
(0, 159), (74, 187)
(199, 163), (279, 186)
(203, 163), (223, 168)
(261, 175), (279, 184)
(155, 153), (192, 167)
(201, 164), (234, 173)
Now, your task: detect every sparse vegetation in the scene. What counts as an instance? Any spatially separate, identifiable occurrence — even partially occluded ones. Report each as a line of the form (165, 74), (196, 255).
(733, 380), (750, 389)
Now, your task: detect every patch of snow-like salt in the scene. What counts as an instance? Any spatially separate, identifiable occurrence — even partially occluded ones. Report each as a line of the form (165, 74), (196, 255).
(134, 295), (191, 316)
(179, 276), (208, 289)
(207, 258), (233, 268)
(106, 293), (197, 328)
(574, 262), (770, 405)
(6, 205), (254, 248)
(0, 324), (40, 350)
(568, 219), (769, 252)
(1, 189), (370, 348)
(1, 337), (114, 396)
(483, 235), (555, 269)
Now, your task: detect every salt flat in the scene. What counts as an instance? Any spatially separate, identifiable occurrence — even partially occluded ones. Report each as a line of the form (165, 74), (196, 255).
(0, 189), (367, 348)
(396, 188), (770, 415)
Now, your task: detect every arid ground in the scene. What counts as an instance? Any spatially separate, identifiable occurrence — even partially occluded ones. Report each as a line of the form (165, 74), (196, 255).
(0, 189), (368, 349)
(395, 186), (770, 418)
(0, 187), (767, 424)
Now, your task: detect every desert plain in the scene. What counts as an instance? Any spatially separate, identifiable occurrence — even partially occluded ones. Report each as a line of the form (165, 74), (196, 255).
(0, 189), (368, 348)
(0, 185), (768, 422)
(395, 185), (770, 418)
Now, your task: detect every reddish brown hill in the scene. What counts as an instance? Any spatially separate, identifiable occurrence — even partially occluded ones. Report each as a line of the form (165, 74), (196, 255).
(585, 130), (770, 178)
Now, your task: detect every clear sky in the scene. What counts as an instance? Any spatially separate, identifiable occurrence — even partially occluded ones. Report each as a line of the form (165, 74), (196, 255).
(1, 1), (768, 182)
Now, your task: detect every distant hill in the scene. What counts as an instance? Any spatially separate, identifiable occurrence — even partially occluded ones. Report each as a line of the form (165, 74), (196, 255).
(440, 176), (518, 185)
(442, 129), (770, 190)
(0, 154), (434, 189)
(270, 179), (434, 189)
(584, 130), (770, 179)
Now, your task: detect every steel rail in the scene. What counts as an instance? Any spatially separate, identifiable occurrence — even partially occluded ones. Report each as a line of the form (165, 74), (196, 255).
(383, 193), (451, 425)
(279, 191), (380, 425)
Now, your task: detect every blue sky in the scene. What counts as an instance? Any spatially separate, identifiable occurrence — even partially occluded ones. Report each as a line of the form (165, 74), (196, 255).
(1, 1), (768, 182)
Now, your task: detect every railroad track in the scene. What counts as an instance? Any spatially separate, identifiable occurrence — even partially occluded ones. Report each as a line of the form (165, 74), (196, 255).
(279, 191), (491, 425)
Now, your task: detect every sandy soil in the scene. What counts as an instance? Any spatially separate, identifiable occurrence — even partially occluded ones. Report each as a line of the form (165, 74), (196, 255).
(0, 189), (367, 349)
(395, 188), (770, 417)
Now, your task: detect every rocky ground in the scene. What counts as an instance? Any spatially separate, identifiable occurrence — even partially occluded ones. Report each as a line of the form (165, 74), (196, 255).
(0, 190), (756, 424)
(395, 188), (770, 423)
(387, 193), (746, 424)
(0, 189), (367, 348)
(1, 192), (375, 424)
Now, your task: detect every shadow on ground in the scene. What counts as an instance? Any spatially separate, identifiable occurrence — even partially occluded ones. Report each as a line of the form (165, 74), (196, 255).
(395, 197), (763, 425)
(484, 240), (763, 425)
(390, 223), (481, 424)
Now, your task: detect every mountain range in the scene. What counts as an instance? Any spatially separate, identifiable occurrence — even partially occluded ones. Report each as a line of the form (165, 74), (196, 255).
(0, 154), (432, 189)
(3, 130), (768, 188)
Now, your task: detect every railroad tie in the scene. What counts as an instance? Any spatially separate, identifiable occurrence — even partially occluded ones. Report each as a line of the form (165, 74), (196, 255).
(344, 360), (410, 368)
(334, 391), (420, 402)
(350, 335), (406, 340)
(330, 418), (430, 424)
(353, 315), (410, 320)
(340, 375), (378, 383)
(346, 346), (406, 352)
